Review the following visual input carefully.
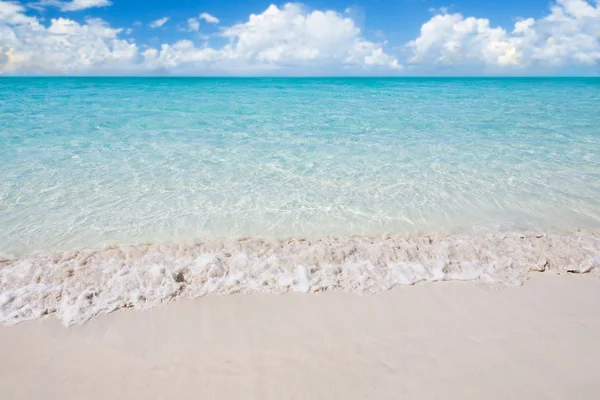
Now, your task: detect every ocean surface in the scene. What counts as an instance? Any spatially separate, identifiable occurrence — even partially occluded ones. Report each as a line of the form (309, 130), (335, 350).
(1, 77), (600, 324)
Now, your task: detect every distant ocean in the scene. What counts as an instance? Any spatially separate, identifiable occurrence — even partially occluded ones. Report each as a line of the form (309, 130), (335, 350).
(1, 78), (599, 325)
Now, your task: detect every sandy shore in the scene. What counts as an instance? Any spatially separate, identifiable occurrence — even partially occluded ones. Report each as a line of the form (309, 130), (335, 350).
(1, 274), (599, 399)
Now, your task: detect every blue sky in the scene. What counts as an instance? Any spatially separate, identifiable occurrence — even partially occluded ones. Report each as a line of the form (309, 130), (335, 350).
(28, 1), (555, 48)
(1, 0), (599, 75)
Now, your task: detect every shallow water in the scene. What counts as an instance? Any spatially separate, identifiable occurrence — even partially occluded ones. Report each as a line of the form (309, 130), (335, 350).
(1, 78), (600, 255)
(1, 78), (600, 324)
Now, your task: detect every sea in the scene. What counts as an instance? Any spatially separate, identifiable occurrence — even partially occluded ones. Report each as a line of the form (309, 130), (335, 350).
(1, 77), (599, 324)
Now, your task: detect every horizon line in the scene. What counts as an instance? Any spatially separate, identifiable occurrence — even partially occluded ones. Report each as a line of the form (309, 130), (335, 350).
(1, 75), (599, 79)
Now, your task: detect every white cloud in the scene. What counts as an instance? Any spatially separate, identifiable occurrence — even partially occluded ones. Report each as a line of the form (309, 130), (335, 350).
(60, 0), (111, 11)
(199, 12), (219, 24)
(5, 1), (597, 75)
(206, 3), (400, 71)
(0, 2), (399, 75)
(0, 2), (136, 74)
(186, 12), (219, 32)
(1, 1), (38, 25)
(34, 0), (112, 12)
(407, 0), (600, 70)
(187, 17), (199, 32)
(149, 17), (169, 28)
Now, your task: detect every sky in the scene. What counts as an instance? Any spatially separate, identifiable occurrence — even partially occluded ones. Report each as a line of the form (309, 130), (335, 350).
(0, 0), (599, 75)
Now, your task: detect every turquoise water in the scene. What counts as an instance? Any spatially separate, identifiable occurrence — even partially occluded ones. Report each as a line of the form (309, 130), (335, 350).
(1, 78), (600, 255)
(2, 78), (600, 325)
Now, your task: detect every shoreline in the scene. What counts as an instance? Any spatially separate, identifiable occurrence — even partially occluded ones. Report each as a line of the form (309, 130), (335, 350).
(1, 230), (599, 326)
(1, 274), (599, 399)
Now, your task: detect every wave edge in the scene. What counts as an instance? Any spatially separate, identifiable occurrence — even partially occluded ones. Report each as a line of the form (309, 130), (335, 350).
(1, 231), (600, 326)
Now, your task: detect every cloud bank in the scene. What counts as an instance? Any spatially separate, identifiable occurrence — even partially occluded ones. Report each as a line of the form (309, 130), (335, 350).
(0, 0), (598, 75)
(142, 4), (400, 73)
(407, 0), (600, 71)
(1, 2), (399, 74)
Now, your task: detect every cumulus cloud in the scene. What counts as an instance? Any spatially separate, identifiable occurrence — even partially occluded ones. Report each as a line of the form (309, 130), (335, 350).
(5, 1), (597, 75)
(1, 2), (399, 74)
(149, 17), (169, 28)
(0, 1), (137, 74)
(199, 12), (219, 24)
(187, 17), (200, 32)
(206, 3), (400, 71)
(1, 1), (37, 25)
(407, 0), (600, 70)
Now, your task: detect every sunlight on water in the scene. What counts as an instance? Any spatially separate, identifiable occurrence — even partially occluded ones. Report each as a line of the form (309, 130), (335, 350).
(1, 78), (599, 255)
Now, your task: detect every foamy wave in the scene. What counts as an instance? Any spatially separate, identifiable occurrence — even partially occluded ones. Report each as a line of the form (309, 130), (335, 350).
(1, 231), (599, 326)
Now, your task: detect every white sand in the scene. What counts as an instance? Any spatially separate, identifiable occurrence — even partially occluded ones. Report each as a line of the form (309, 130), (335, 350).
(1, 274), (600, 399)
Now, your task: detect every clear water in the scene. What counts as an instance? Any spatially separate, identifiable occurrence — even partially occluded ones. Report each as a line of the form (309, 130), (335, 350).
(2, 77), (600, 325)
(1, 77), (600, 256)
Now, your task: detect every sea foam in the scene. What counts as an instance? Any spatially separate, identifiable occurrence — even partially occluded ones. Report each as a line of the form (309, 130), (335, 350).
(1, 231), (599, 326)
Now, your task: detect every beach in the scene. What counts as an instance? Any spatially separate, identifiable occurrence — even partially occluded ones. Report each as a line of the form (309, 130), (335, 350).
(1, 273), (599, 399)
(1, 77), (599, 398)
(1, 0), (600, 395)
